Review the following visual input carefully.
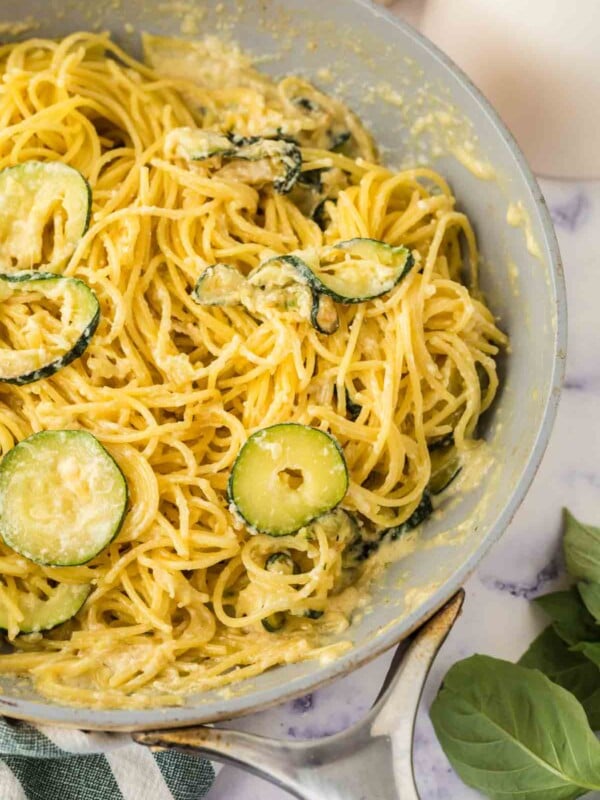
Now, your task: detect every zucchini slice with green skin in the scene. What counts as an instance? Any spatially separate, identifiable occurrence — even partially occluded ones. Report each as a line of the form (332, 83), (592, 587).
(329, 129), (352, 152)
(428, 433), (454, 451)
(191, 258), (339, 335)
(312, 199), (333, 231)
(227, 138), (302, 194)
(303, 609), (323, 619)
(0, 583), (90, 634)
(344, 494), (433, 566)
(228, 423), (348, 536)
(429, 444), (462, 495)
(310, 293), (339, 335)
(247, 257), (313, 319)
(0, 272), (100, 385)
(165, 128), (237, 160)
(333, 386), (362, 421)
(265, 551), (299, 575)
(192, 263), (246, 306)
(0, 161), (91, 271)
(261, 552), (298, 632)
(295, 239), (414, 303)
(384, 492), (433, 541)
(0, 430), (128, 566)
(261, 612), (287, 632)
(305, 507), (358, 545)
(254, 255), (339, 335)
(168, 128), (302, 194)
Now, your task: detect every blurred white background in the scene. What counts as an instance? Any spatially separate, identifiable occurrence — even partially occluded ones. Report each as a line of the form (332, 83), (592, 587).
(379, 0), (600, 178)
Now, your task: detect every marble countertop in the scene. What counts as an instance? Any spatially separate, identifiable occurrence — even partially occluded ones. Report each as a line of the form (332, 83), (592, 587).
(208, 6), (599, 798)
(208, 178), (597, 800)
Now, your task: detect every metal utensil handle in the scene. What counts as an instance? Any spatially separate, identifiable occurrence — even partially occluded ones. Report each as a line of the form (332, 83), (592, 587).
(136, 592), (464, 800)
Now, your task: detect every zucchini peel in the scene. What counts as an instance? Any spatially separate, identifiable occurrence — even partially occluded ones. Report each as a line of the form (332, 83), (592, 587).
(0, 272), (100, 385)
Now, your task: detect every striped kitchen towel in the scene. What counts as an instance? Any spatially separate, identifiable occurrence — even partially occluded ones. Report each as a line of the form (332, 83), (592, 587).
(0, 717), (216, 800)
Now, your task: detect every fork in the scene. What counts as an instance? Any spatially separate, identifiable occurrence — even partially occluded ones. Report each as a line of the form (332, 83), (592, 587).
(135, 590), (464, 800)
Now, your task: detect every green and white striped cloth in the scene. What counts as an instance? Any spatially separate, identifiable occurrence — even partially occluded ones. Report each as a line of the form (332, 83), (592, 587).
(0, 717), (216, 800)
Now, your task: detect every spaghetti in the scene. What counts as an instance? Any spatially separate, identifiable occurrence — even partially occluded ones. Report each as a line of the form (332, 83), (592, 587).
(0, 32), (506, 708)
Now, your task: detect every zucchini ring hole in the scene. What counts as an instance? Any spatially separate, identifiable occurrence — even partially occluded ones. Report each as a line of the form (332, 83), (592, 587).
(277, 467), (305, 490)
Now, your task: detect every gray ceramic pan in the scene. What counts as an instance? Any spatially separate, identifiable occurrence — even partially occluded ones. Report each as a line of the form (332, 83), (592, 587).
(0, 0), (566, 735)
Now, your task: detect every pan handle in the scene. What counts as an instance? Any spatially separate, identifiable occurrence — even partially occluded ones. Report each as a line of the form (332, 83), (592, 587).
(135, 591), (464, 800)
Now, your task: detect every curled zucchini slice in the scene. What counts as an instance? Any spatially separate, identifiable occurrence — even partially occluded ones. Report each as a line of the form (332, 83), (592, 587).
(219, 138), (302, 194)
(429, 443), (462, 495)
(289, 167), (349, 227)
(192, 257), (339, 335)
(384, 492), (433, 541)
(0, 272), (100, 385)
(228, 423), (348, 536)
(296, 238), (414, 303)
(192, 263), (246, 306)
(167, 128), (302, 194)
(249, 256), (339, 335)
(0, 161), (91, 271)
(0, 430), (128, 566)
(334, 386), (362, 422)
(165, 128), (237, 160)
(0, 583), (90, 634)
(265, 551), (298, 575)
(261, 551), (299, 632)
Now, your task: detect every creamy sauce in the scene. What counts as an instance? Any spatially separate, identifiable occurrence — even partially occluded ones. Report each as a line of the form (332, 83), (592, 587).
(507, 257), (520, 297)
(506, 201), (543, 260)
(0, 17), (38, 35)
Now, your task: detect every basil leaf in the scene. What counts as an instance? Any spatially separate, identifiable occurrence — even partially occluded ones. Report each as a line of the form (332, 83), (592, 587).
(534, 588), (600, 645)
(563, 509), (600, 583)
(430, 654), (600, 800)
(574, 642), (600, 669)
(578, 581), (600, 623)
(520, 626), (600, 730)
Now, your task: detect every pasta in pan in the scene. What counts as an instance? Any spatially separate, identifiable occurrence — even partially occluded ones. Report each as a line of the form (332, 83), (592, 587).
(0, 32), (506, 708)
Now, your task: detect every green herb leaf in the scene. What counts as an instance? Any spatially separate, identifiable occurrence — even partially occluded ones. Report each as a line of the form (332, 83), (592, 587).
(563, 509), (600, 583)
(430, 654), (600, 800)
(519, 626), (600, 730)
(534, 588), (600, 646)
(573, 642), (600, 669)
(578, 581), (600, 623)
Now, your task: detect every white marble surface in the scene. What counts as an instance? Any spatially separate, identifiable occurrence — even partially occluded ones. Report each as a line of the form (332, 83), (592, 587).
(207, 178), (598, 800)
(208, 4), (600, 797)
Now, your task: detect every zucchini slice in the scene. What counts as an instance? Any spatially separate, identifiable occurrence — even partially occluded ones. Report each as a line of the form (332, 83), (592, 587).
(329, 129), (352, 153)
(0, 272), (100, 385)
(384, 492), (433, 541)
(167, 127), (302, 194)
(192, 263), (246, 306)
(228, 423), (348, 536)
(165, 128), (237, 160)
(265, 551), (298, 575)
(192, 257), (339, 335)
(248, 256), (339, 335)
(0, 430), (128, 566)
(289, 167), (348, 226)
(296, 239), (414, 303)
(429, 444), (462, 495)
(247, 257), (313, 319)
(222, 138), (302, 194)
(261, 552), (298, 632)
(261, 612), (287, 633)
(334, 386), (362, 422)
(311, 293), (339, 335)
(0, 161), (91, 271)
(0, 583), (90, 634)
